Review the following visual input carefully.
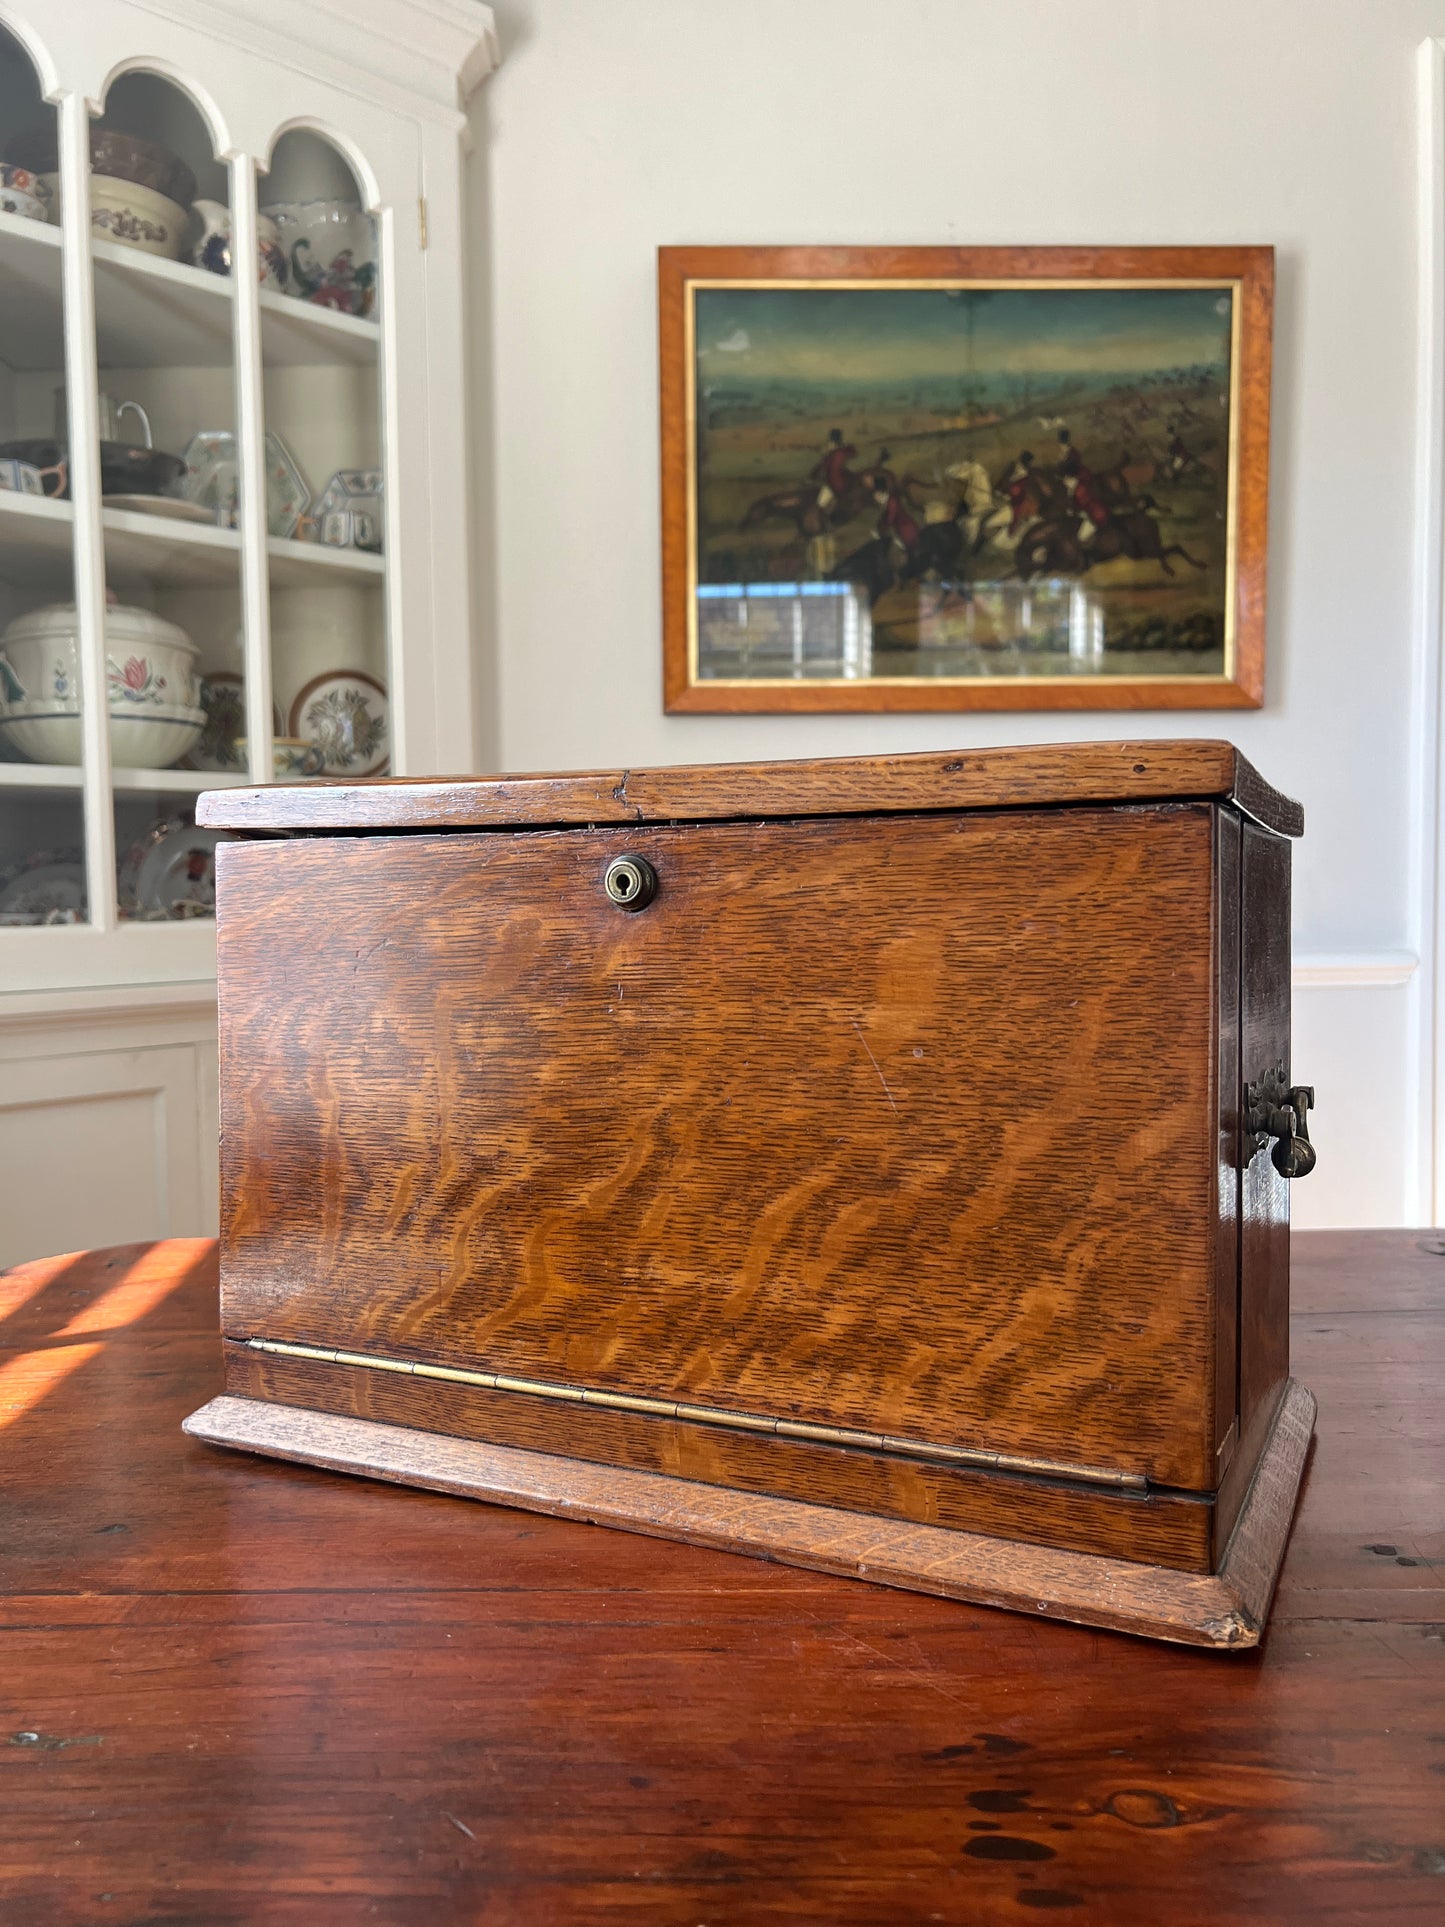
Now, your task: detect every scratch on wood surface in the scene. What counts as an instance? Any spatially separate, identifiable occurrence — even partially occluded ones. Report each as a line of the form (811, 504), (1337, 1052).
(851, 1017), (899, 1115)
(442, 1812), (475, 1840)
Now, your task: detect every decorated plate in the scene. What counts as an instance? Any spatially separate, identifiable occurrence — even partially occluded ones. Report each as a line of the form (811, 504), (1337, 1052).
(118, 812), (222, 920)
(178, 671), (284, 773)
(0, 848), (86, 925)
(288, 668), (389, 777)
(176, 430), (237, 526)
(173, 431), (308, 537)
(265, 433), (310, 539)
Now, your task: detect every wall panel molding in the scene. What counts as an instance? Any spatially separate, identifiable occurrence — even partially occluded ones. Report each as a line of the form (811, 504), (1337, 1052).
(1292, 951), (1418, 988)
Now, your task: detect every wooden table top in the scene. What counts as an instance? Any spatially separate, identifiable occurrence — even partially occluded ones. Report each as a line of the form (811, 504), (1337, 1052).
(0, 1232), (1440, 1924)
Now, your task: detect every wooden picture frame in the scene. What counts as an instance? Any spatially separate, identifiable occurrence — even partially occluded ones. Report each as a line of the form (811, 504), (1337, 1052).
(660, 246), (1272, 714)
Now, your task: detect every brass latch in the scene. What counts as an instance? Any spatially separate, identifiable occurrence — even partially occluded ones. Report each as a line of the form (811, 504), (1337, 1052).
(1245, 1066), (1316, 1179)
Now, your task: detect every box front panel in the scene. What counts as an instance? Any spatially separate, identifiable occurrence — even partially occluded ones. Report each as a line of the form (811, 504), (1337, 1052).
(217, 804), (1220, 1489)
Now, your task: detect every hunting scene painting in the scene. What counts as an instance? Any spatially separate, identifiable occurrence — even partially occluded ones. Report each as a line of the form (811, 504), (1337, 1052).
(661, 248), (1272, 712)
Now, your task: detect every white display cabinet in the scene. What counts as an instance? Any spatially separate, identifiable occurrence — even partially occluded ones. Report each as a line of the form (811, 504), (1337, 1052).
(0, 0), (497, 1261)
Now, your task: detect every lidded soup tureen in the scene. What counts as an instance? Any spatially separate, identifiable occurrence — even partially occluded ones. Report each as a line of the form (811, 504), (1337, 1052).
(0, 600), (205, 768)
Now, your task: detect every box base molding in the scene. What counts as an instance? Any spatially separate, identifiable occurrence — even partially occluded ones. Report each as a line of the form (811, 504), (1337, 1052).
(183, 1376), (1315, 1649)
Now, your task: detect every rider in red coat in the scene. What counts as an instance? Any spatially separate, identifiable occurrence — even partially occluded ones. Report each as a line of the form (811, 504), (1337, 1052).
(874, 483), (921, 553)
(997, 449), (1037, 532)
(1057, 428), (1110, 543)
(810, 429), (858, 518)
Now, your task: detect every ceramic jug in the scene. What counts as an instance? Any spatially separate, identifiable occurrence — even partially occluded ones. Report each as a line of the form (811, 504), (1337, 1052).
(190, 200), (288, 291)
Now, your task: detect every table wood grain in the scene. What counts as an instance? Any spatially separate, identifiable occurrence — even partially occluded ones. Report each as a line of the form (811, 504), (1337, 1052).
(0, 1231), (1440, 1924)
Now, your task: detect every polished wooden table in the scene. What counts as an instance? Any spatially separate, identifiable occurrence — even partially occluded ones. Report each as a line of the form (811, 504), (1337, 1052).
(1, 1232), (1440, 1924)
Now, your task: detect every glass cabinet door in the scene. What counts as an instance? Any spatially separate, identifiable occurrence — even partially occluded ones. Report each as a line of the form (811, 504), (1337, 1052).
(258, 128), (389, 785)
(0, 24), (86, 929)
(88, 70), (243, 924)
(0, 1), (434, 988)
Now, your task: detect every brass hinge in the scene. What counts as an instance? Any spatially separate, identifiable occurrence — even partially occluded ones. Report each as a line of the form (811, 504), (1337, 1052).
(418, 196), (428, 250)
(244, 1336), (1147, 1491)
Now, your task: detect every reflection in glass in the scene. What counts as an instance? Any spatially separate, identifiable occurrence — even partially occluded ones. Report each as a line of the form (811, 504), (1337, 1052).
(695, 578), (1121, 683)
(697, 582), (871, 681)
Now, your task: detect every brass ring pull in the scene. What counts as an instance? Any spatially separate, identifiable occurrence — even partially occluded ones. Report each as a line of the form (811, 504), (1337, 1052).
(1245, 1067), (1316, 1179)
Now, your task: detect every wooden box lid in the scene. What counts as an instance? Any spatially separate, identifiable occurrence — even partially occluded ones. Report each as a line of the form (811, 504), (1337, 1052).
(197, 740), (1303, 839)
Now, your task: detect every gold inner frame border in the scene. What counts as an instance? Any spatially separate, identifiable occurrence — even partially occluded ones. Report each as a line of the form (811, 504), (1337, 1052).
(682, 275), (1244, 691)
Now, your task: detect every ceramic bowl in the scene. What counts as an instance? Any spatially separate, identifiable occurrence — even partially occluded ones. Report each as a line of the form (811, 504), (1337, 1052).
(237, 735), (327, 779)
(6, 124), (195, 208)
(89, 175), (188, 259)
(0, 702), (205, 769)
(261, 199), (376, 317)
(0, 187), (47, 222)
(0, 601), (203, 767)
(0, 165), (50, 222)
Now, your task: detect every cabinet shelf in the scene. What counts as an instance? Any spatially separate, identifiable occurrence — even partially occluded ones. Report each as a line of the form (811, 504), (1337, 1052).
(0, 764), (252, 791)
(0, 491), (73, 586)
(103, 507), (240, 587)
(0, 205), (61, 254)
(259, 287), (379, 367)
(267, 533), (384, 585)
(91, 240), (235, 369)
(0, 213), (64, 370)
(0, 219), (380, 374)
(0, 493), (384, 591)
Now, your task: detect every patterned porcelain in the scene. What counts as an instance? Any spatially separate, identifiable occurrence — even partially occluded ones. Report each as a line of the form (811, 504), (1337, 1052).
(0, 165), (50, 222)
(237, 735), (327, 779)
(0, 701), (205, 768)
(190, 199), (288, 290)
(0, 459), (45, 496)
(266, 435), (311, 538)
(118, 811), (221, 921)
(177, 429), (310, 536)
(0, 601), (203, 767)
(287, 668), (388, 777)
(89, 175), (188, 259)
(314, 468), (383, 552)
(176, 430), (238, 527)
(0, 849), (86, 926)
(261, 200), (377, 317)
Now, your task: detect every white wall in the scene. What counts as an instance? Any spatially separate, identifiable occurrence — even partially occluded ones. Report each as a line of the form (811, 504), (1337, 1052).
(468, 0), (1444, 1228)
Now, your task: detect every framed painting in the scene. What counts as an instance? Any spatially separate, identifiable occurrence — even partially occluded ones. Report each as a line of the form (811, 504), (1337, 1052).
(659, 246), (1272, 713)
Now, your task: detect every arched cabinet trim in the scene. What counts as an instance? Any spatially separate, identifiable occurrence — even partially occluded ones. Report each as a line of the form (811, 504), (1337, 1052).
(260, 118), (384, 216)
(0, 2), (60, 100)
(93, 59), (233, 162)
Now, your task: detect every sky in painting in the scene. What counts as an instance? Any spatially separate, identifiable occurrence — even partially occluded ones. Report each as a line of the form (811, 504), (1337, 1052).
(694, 285), (1233, 384)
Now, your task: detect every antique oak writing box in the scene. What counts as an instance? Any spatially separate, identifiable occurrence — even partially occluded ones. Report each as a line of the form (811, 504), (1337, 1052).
(186, 741), (1317, 1648)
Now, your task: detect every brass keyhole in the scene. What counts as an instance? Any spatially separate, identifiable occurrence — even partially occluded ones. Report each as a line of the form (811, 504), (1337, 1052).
(603, 854), (657, 912)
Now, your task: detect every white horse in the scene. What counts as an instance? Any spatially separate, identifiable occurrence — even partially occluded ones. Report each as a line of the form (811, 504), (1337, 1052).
(944, 459), (1017, 554)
